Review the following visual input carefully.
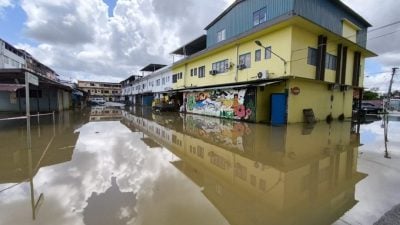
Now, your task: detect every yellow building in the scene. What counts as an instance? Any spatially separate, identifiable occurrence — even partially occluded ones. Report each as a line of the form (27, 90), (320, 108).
(170, 0), (376, 124)
(77, 80), (122, 102)
(121, 112), (366, 225)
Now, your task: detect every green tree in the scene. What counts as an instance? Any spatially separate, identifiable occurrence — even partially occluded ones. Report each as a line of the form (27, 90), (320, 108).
(363, 91), (379, 100)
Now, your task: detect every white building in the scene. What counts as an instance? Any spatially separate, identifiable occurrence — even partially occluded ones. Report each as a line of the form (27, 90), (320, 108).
(122, 64), (173, 106)
(0, 39), (25, 69)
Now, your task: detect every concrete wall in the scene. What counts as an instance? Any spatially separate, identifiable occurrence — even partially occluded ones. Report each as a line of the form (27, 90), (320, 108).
(290, 25), (366, 87)
(287, 78), (353, 123)
(173, 26), (293, 90)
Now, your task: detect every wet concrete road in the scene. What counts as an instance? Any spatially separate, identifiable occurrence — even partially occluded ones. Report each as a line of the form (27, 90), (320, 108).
(0, 108), (399, 225)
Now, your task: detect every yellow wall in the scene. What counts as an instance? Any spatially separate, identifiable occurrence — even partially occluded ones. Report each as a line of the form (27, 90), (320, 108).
(342, 20), (359, 43)
(290, 25), (365, 87)
(172, 26), (293, 89)
(170, 18), (373, 123)
(287, 78), (353, 123)
(256, 82), (287, 123)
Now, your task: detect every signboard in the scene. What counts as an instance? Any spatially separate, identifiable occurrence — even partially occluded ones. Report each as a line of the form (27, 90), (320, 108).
(26, 73), (39, 86)
(291, 87), (301, 95)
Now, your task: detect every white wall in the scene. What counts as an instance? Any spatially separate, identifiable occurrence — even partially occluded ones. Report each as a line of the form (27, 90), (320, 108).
(0, 40), (26, 69)
(123, 67), (172, 97)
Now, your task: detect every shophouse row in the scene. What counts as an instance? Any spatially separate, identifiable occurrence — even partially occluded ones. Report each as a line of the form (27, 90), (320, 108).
(119, 0), (376, 124)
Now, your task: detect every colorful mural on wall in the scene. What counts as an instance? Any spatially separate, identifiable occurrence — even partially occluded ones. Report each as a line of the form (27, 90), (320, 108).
(184, 114), (253, 152)
(184, 87), (257, 122)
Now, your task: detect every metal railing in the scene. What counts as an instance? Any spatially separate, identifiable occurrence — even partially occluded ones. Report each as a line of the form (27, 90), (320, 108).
(0, 112), (55, 123)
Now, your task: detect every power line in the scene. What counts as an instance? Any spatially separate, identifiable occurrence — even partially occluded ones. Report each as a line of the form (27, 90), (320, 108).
(291, 20), (400, 53)
(369, 20), (400, 33)
(365, 70), (393, 76)
(369, 29), (400, 41)
(289, 28), (400, 63)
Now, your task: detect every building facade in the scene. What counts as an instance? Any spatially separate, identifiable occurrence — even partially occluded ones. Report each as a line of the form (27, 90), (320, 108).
(0, 38), (25, 69)
(1, 39), (71, 113)
(170, 0), (375, 124)
(122, 65), (174, 106)
(77, 80), (122, 102)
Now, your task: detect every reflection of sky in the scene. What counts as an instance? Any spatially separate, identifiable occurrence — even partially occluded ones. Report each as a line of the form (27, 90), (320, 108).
(0, 121), (228, 225)
(337, 119), (400, 225)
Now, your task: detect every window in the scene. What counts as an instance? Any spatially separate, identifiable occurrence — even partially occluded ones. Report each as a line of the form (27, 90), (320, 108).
(198, 66), (205, 78)
(217, 29), (226, 42)
(178, 72), (183, 79)
(156, 79), (160, 86)
(326, 53), (337, 70)
(253, 7), (267, 26)
(190, 69), (194, 77)
(212, 59), (229, 74)
(307, 47), (336, 70)
(255, 49), (261, 62)
(162, 77), (165, 85)
(265, 46), (272, 59)
(239, 53), (251, 69)
(172, 74), (178, 83)
(194, 68), (197, 76)
(307, 47), (317, 66)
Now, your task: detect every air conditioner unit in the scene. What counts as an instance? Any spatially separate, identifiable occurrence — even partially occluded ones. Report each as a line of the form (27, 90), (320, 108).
(225, 62), (233, 70)
(328, 83), (340, 91)
(340, 85), (350, 92)
(209, 70), (218, 75)
(257, 70), (269, 79)
(237, 64), (246, 70)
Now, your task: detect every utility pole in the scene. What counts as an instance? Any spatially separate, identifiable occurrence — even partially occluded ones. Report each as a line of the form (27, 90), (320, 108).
(386, 67), (398, 113)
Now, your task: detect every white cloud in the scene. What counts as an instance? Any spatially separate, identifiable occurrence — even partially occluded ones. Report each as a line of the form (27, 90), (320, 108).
(16, 0), (233, 82)
(16, 0), (399, 91)
(0, 0), (13, 7)
(364, 70), (400, 93)
(0, 0), (13, 18)
(342, 0), (400, 91)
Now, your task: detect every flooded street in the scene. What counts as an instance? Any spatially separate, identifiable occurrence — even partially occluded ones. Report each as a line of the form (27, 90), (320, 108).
(0, 108), (399, 225)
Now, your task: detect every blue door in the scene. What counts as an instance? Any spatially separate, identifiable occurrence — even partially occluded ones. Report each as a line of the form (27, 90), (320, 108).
(271, 94), (287, 125)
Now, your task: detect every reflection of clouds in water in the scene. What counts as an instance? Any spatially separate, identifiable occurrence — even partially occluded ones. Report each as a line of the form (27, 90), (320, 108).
(0, 121), (227, 225)
(360, 120), (400, 155)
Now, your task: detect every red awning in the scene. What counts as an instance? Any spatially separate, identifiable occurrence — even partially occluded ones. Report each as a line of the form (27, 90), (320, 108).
(0, 84), (26, 92)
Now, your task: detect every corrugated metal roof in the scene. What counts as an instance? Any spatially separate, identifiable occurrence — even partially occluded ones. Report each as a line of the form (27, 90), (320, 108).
(204, 0), (246, 30)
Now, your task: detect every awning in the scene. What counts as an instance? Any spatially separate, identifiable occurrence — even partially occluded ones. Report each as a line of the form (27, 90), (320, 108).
(184, 84), (250, 92)
(0, 84), (26, 92)
(253, 81), (282, 86)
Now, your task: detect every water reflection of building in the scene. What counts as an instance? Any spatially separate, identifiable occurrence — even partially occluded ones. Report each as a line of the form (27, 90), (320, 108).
(121, 111), (366, 225)
(89, 107), (123, 121)
(0, 112), (81, 184)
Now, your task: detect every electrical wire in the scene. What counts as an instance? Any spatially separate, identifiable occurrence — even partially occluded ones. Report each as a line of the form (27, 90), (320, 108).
(291, 20), (400, 55)
(289, 28), (400, 63)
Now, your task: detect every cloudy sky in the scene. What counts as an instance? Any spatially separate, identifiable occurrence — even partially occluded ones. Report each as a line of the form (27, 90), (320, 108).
(0, 0), (399, 91)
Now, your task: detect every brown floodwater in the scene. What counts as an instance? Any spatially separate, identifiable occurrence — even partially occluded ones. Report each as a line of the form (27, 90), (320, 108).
(0, 107), (399, 225)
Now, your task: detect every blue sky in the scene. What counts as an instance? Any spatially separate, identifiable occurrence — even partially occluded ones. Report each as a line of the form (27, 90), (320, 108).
(0, 1), (30, 45)
(103, 0), (116, 17)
